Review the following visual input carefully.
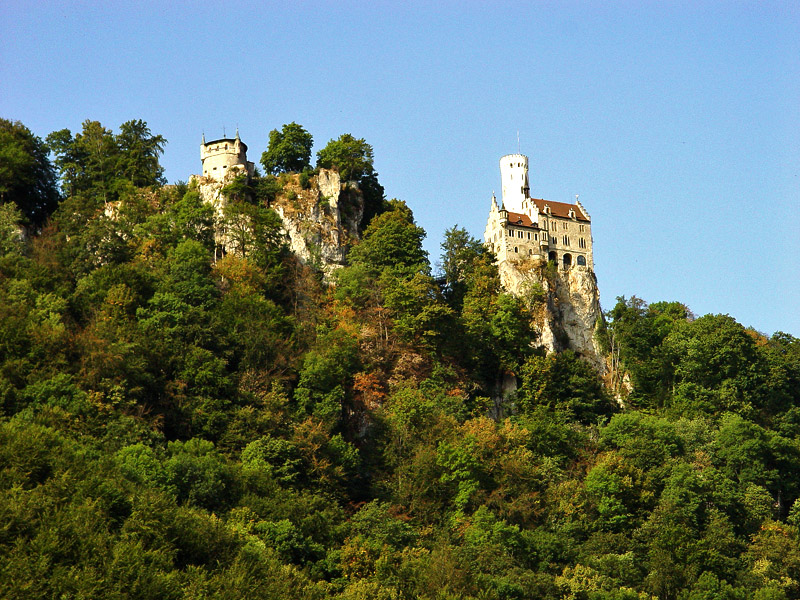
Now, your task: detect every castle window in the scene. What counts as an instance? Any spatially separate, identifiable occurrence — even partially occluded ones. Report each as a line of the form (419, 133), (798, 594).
(529, 249), (533, 255)
(514, 246), (518, 253)
(577, 256), (586, 266)
(534, 233), (538, 241)
(563, 254), (572, 267)
(551, 236), (557, 245)
(527, 232), (531, 240)
(579, 238), (586, 249)
(563, 235), (570, 246)
(579, 224), (585, 232)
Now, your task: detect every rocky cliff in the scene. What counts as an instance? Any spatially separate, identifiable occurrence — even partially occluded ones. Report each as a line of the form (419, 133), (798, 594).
(270, 169), (363, 278)
(498, 257), (606, 373)
(196, 169), (363, 278)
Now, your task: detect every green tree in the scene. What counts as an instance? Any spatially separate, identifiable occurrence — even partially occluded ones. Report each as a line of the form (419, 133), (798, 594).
(0, 119), (60, 226)
(664, 314), (765, 417)
(316, 133), (385, 227)
(347, 200), (428, 278)
(116, 119), (167, 187)
(316, 133), (375, 182)
(47, 119), (166, 202)
(260, 122), (313, 175)
(516, 351), (615, 425)
(604, 296), (689, 407)
(439, 225), (494, 310)
(0, 202), (25, 255)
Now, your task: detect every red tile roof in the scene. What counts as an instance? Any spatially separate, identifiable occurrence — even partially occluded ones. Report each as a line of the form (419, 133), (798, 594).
(532, 198), (589, 221)
(505, 212), (536, 227)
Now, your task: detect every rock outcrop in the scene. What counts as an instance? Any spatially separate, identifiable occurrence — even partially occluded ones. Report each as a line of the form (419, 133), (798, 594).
(498, 257), (606, 373)
(195, 169), (363, 278)
(270, 169), (363, 278)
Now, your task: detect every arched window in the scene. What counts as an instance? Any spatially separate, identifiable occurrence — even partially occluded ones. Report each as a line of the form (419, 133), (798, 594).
(563, 254), (572, 267)
(548, 251), (557, 263)
(514, 246), (518, 253)
(577, 255), (586, 266)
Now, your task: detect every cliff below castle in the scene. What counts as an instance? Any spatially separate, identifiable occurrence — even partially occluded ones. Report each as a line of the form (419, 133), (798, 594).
(197, 169), (364, 277)
(498, 258), (606, 373)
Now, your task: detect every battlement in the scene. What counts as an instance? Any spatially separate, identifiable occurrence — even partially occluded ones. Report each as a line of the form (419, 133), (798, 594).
(200, 131), (254, 181)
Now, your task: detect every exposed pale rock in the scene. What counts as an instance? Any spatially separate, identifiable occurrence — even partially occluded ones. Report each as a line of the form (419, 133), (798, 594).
(499, 258), (606, 373)
(195, 169), (363, 279)
(270, 169), (363, 279)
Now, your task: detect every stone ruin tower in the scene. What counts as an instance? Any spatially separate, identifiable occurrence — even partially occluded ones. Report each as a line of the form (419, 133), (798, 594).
(200, 130), (255, 181)
(484, 154), (605, 371)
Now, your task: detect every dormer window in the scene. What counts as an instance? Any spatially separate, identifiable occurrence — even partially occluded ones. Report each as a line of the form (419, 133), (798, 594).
(568, 209), (575, 218)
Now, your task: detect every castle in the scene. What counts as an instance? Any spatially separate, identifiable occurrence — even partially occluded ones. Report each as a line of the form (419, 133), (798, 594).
(484, 154), (593, 271)
(200, 130), (254, 181)
(484, 154), (604, 371)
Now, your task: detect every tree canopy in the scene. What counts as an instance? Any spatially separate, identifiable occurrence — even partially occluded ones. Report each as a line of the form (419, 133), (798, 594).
(2, 116), (800, 600)
(0, 118), (60, 226)
(46, 119), (166, 201)
(260, 122), (313, 175)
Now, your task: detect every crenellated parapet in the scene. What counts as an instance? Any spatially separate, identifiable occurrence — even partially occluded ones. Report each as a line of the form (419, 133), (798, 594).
(200, 130), (255, 181)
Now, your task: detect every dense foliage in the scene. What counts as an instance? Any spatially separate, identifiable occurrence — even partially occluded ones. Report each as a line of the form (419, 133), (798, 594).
(316, 133), (386, 228)
(1, 118), (800, 599)
(0, 118), (59, 227)
(260, 122), (314, 175)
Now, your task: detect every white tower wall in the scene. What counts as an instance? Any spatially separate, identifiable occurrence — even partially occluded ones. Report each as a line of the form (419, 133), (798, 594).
(499, 154), (529, 213)
(201, 134), (254, 181)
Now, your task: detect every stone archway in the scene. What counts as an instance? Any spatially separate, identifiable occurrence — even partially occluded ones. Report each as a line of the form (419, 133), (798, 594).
(563, 253), (572, 267)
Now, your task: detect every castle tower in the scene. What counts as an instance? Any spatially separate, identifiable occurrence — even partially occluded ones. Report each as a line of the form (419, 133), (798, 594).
(499, 154), (530, 213)
(200, 129), (255, 181)
(484, 154), (603, 371)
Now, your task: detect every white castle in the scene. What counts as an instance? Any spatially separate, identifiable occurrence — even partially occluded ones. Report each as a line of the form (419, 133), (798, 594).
(484, 154), (593, 270)
(200, 130), (255, 181)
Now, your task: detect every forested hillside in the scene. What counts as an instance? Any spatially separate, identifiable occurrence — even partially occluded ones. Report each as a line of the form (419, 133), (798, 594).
(1, 118), (800, 600)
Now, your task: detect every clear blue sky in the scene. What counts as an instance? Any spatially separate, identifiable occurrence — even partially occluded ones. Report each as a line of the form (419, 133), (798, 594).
(2, 1), (798, 336)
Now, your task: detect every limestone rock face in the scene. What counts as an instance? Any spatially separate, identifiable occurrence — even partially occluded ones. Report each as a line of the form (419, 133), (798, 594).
(498, 258), (606, 373)
(270, 169), (363, 278)
(195, 169), (363, 278)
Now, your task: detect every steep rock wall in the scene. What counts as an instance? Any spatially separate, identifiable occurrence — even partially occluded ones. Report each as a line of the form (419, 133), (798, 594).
(498, 258), (606, 373)
(270, 170), (363, 278)
(195, 169), (363, 278)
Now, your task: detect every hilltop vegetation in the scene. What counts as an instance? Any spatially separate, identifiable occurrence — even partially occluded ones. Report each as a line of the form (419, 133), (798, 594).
(1, 118), (800, 599)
